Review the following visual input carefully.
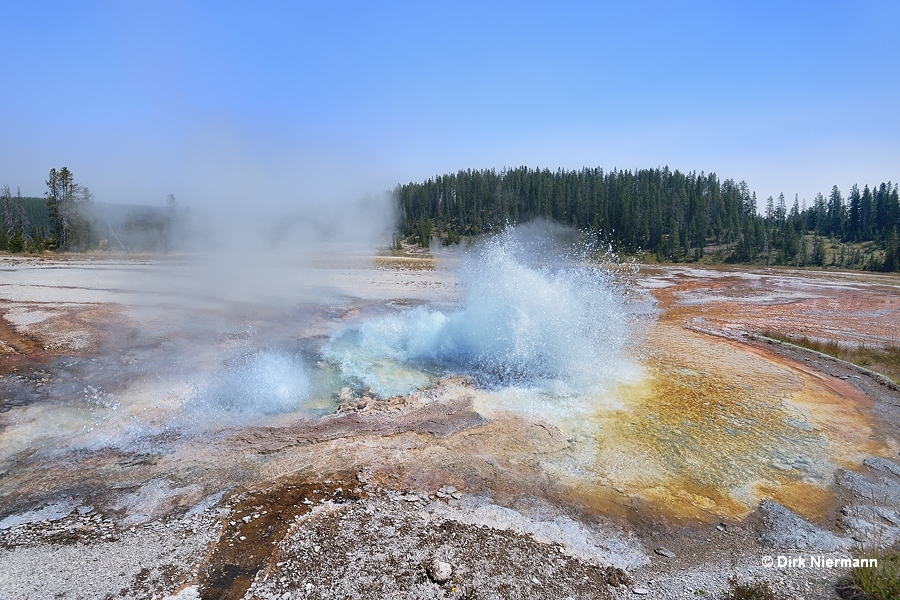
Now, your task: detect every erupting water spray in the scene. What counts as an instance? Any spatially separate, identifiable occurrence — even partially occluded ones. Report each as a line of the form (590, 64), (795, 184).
(324, 223), (645, 401)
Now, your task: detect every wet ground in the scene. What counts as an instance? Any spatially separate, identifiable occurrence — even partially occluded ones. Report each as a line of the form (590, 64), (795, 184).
(0, 253), (898, 599)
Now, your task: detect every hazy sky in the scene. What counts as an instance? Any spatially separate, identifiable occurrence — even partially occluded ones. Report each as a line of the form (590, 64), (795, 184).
(3, 1), (898, 211)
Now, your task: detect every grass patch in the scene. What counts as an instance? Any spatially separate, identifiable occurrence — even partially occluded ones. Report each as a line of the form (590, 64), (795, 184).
(721, 575), (785, 600)
(761, 330), (900, 384)
(838, 545), (900, 600)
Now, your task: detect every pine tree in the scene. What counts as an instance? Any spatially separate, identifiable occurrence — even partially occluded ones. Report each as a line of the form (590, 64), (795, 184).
(45, 167), (94, 251)
(848, 184), (862, 240)
(811, 234), (826, 266)
(827, 185), (844, 238)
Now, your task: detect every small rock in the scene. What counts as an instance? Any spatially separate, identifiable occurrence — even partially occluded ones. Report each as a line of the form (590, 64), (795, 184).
(403, 494), (420, 502)
(716, 524), (727, 532)
(655, 547), (676, 558)
(427, 559), (452, 584)
(632, 587), (649, 595)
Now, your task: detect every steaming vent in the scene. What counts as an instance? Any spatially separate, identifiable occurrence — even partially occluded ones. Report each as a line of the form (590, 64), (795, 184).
(187, 350), (312, 418)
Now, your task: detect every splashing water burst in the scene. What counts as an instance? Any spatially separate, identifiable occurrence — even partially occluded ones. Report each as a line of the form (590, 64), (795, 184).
(187, 350), (314, 422)
(325, 225), (647, 403)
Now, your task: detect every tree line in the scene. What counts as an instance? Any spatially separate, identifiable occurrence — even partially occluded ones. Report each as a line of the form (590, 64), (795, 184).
(3, 164), (898, 271)
(394, 167), (900, 272)
(1, 167), (97, 252)
(1, 167), (180, 253)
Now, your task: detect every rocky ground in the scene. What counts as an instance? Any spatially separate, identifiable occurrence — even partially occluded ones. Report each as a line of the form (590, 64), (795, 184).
(2, 445), (899, 600)
(0, 256), (899, 599)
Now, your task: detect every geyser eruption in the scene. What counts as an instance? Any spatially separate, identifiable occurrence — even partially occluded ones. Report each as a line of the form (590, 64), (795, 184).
(187, 350), (312, 420)
(325, 223), (638, 399)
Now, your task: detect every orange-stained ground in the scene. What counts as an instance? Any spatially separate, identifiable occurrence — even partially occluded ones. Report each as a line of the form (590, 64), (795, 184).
(570, 265), (900, 521)
(643, 264), (900, 346)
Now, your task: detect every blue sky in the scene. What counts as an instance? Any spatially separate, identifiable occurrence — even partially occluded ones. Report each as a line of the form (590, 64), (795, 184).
(2, 1), (898, 211)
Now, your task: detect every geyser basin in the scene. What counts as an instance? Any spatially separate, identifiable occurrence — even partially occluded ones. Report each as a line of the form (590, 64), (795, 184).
(320, 232), (894, 521)
(0, 248), (896, 532)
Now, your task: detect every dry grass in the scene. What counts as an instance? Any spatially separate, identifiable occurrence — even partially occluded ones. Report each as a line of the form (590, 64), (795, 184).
(851, 548), (900, 600)
(761, 330), (900, 384)
(721, 575), (784, 600)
